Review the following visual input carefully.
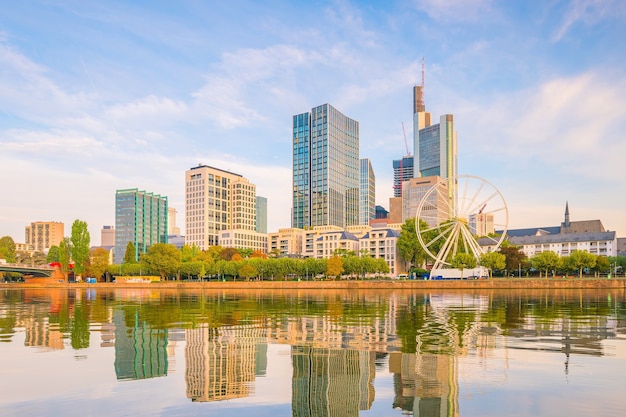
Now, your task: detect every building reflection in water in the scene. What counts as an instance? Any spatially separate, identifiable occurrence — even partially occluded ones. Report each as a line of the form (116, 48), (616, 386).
(184, 325), (267, 402)
(113, 309), (169, 380)
(390, 352), (458, 417)
(292, 346), (375, 417)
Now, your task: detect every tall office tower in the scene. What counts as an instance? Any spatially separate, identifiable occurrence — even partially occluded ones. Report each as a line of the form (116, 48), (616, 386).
(25, 221), (64, 253)
(392, 156), (414, 197)
(359, 158), (375, 225)
(255, 196), (267, 234)
(114, 189), (168, 264)
(101, 225), (115, 247)
(185, 164), (256, 249)
(412, 83), (457, 180)
(292, 103), (360, 229)
(168, 207), (181, 235)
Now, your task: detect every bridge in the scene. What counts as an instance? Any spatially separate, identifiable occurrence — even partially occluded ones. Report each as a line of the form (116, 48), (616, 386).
(0, 264), (54, 277)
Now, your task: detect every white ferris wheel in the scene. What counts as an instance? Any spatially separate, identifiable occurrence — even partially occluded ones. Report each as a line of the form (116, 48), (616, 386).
(414, 175), (509, 272)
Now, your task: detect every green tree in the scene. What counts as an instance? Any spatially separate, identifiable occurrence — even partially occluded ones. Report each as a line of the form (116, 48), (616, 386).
(566, 250), (596, 279)
(530, 251), (560, 278)
(594, 256), (610, 277)
(59, 237), (72, 280)
(498, 245), (528, 275)
(46, 245), (60, 263)
(239, 263), (258, 281)
(123, 241), (137, 264)
(326, 255), (344, 279)
(86, 248), (110, 281)
(397, 219), (432, 269)
(140, 243), (182, 280)
(70, 220), (91, 277)
(180, 244), (201, 262)
(479, 251), (506, 279)
(450, 253), (477, 279)
(0, 236), (16, 263)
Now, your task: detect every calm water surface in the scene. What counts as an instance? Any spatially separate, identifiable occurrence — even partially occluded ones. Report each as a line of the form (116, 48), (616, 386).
(0, 288), (625, 417)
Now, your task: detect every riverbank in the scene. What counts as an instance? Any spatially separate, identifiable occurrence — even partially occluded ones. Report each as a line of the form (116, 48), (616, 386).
(2, 277), (625, 290)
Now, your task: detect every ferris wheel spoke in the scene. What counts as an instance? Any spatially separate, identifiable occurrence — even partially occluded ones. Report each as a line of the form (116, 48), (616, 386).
(460, 180), (485, 216)
(438, 227), (458, 265)
(460, 225), (483, 257)
(457, 178), (471, 216)
(424, 223), (455, 248)
(481, 206), (506, 216)
(467, 191), (500, 216)
(419, 223), (447, 234)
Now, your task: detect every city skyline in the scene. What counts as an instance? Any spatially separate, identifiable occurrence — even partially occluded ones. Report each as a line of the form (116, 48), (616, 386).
(1, 1), (625, 244)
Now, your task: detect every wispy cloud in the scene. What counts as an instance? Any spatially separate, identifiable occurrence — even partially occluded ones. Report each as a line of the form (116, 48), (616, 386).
(552, 0), (626, 41)
(412, 0), (496, 22)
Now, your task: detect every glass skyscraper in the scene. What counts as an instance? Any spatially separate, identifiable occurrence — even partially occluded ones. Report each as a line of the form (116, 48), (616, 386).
(392, 156), (414, 197)
(360, 158), (375, 225)
(292, 104), (359, 229)
(114, 188), (168, 264)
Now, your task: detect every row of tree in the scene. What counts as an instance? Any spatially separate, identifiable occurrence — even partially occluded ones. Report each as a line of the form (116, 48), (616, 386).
(108, 242), (390, 281)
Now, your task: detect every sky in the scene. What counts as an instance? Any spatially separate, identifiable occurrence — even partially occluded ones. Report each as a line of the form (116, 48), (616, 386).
(1, 0), (625, 246)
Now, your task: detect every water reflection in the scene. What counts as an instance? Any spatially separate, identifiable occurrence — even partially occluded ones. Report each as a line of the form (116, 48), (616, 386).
(0, 288), (625, 416)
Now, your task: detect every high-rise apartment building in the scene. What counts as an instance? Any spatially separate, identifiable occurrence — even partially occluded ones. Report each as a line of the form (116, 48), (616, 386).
(359, 158), (375, 225)
(25, 221), (64, 253)
(185, 164), (256, 249)
(292, 103), (360, 229)
(392, 156), (414, 197)
(114, 189), (168, 264)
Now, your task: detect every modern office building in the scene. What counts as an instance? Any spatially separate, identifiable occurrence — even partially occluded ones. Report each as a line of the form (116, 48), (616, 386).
(392, 156), (414, 197)
(412, 82), (457, 180)
(24, 221), (64, 253)
(168, 208), (181, 235)
(359, 158), (375, 225)
(114, 188), (168, 264)
(101, 225), (115, 247)
(401, 176), (449, 226)
(255, 196), (268, 234)
(292, 103), (360, 229)
(185, 164), (257, 249)
(409, 79), (457, 223)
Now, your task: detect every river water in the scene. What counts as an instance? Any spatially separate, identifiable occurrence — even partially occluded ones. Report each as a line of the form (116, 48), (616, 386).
(0, 287), (624, 416)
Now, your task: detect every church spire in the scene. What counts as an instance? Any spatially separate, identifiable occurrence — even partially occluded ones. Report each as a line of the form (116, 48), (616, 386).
(564, 201), (570, 227)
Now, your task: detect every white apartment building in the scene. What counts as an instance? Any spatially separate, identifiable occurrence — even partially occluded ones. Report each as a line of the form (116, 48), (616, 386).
(185, 164), (257, 250)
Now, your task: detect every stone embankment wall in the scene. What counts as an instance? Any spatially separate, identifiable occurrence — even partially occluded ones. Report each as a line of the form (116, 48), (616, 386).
(3, 278), (625, 290)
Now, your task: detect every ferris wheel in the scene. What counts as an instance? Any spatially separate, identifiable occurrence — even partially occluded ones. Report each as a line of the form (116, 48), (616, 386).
(415, 175), (508, 271)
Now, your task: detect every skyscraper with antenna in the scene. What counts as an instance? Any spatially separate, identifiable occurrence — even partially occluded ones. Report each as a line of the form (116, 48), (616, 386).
(412, 58), (457, 180)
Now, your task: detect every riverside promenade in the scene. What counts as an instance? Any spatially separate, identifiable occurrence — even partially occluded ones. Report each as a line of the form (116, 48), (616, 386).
(2, 277), (625, 290)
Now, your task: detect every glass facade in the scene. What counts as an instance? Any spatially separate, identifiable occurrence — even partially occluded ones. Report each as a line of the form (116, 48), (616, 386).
(360, 158), (375, 225)
(416, 115), (457, 181)
(292, 104), (359, 229)
(255, 196), (267, 234)
(114, 189), (168, 264)
(392, 156), (414, 197)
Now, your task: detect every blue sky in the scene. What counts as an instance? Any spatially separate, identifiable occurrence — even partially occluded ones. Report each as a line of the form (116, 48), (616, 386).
(1, 0), (625, 245)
